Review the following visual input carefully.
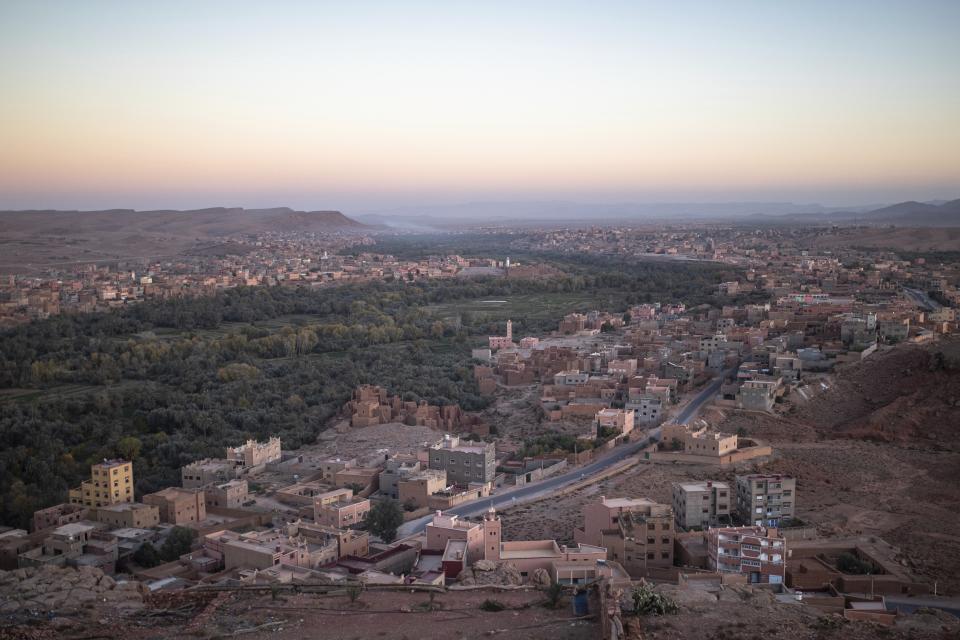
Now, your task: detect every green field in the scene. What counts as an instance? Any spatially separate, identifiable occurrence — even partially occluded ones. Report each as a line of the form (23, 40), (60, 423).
(426, 290), (625, 323)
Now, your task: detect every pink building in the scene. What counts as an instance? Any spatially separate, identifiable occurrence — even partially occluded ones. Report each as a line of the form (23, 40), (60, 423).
(707, 526), (786, 584)
(488, 320), (514, 351)
(425, 511), (489, 564)
(595, 408), (635, 435)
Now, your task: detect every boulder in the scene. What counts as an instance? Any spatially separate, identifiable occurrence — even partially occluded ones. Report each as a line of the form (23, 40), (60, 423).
(531, 568), (551, 587)
(474, 560), (498, 572)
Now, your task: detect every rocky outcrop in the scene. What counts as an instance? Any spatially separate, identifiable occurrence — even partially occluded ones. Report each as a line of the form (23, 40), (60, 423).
(531, 568), (551, 587)
(0, 565), (146, 615)
(456, 561), (523, 586)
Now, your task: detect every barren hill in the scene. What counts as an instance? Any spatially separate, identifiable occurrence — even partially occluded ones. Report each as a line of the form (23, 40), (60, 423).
(0, 207), (365, 238)
(0, 207), (366, 273)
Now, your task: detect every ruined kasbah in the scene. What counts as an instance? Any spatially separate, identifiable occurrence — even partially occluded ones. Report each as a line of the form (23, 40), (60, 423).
(344, 384), (490, 436)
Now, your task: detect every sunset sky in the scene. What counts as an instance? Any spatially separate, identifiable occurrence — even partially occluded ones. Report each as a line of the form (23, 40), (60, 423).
(1, 1), (958, 211)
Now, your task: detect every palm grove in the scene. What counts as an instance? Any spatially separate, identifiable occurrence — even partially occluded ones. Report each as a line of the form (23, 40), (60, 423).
(0, 255), (736, 529)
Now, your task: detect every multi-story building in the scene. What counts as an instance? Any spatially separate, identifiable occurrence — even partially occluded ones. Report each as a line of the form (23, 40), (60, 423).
(736, 474), (796, 527)
(425, 511), (487, 565)
(574, 497), (674, 574)
(625, 396), (663, 426)
(428, 435), (496, 485)
(672, 481), (731, 530)
(736, 380), (778, 412)
(204, 479), (249, 509)
(202, 529), (319, 571)
(707, 526), (786, 584)
(595, 408), (635, 435)
(68, 460), (134, 509)
(143, 487), (207, 525)
(378, 455), (422, 500)
(313, 489), (370, 529)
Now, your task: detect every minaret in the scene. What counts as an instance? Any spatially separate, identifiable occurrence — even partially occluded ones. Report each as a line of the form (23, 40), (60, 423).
(506, 319), (512, 341)
(483, 507), (501, 562)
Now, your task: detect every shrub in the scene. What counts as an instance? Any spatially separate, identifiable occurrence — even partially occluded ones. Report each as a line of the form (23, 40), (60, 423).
(836, 552), (874, 575)
(345, 584), (363, 603)
(545, 581), (564, 608)
(631, 584), (678, 616)
(480, 599), (506, 612)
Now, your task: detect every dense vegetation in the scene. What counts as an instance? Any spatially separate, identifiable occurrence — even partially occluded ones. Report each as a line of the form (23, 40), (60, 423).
(0, 257), (734, 529)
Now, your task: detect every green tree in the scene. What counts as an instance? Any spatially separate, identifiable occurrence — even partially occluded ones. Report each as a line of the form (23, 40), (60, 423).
(133, 541), (161, 567)
(116, 436), (142, 461)
(366, 499), (404, 542)
(159, 526), (197, 561)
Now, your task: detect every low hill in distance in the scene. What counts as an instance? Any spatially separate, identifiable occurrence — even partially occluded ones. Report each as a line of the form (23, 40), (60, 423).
(0, 207), (365, 237)
(0, 207), (367, 273)
(858, 199), (960, 225)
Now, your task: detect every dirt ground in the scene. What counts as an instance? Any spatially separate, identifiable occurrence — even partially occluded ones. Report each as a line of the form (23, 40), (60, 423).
(0, 588), (600, 640)
(307, 421), (441, 460)
(499, 339), (960, 595)
(637, 583), (959, 640)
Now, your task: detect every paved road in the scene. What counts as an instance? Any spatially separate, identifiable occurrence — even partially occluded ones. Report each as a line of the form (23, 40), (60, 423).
(903, 287), (941, 312)
(883, 594), (960, 617)
(397, 372), (726, 537)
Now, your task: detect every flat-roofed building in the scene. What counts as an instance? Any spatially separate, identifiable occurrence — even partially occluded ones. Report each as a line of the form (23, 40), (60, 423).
(625, 396), (663, 426)
(204, 479), (249, 509)
(672, 481), (731, 530)
(428, 435), (496, 485)
(707, 526), (786, 584)
(181, 458), (241, 489)
(32, 504), (88, 532)
(94, 502), (160, 529)
(425, 511), (485, 565)
(68, 460), (134, 508)
(285, 521), (369, 559)
(313, 489), (370, 529)
(595, 408), (635, 435)
(143, 487), (207, 525)
(397, 469), (448, 509)
(736, 474), (796, 527)
(379, 455), (422, 500)
(574, 496), (674, 574)
(226, 437), (281, 468)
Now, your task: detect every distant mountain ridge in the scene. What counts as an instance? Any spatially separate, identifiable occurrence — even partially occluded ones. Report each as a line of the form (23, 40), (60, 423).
(861, 199), (960, 224)
(0, 207), (366, 237)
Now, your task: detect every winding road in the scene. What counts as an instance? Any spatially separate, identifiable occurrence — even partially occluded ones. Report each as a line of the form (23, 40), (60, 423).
(903, 287), (942, 312)
(397, 372), (726, 537)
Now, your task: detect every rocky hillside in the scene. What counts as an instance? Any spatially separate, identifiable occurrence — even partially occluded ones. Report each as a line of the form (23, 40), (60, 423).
(789, 339), (960, 448)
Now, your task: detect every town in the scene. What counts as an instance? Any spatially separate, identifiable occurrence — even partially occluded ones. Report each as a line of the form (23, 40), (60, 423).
(2, 237), (957, 638)
(3, 1), (960, 636)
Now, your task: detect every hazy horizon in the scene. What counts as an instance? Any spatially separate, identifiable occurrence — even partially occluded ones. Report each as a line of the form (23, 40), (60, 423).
(2, 1), (959, 211)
